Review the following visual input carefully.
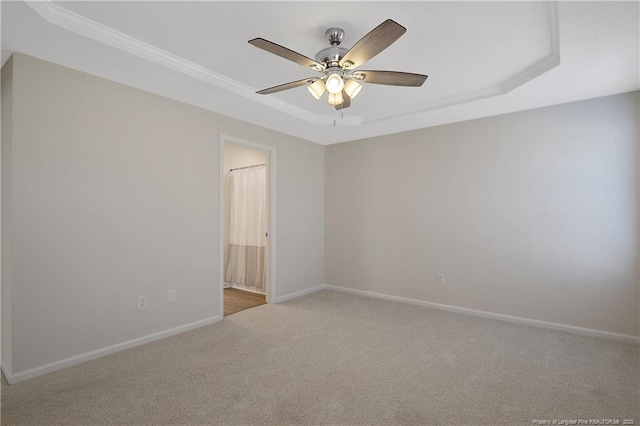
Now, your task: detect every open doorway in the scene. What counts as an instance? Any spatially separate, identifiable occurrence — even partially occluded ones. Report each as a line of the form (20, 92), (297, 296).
(219, 136), (276, 317)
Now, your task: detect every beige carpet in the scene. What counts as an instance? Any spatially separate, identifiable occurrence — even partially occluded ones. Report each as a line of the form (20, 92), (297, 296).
(1, 290), (638, 425)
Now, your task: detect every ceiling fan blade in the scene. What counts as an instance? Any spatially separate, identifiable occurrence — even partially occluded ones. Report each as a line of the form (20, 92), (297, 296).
(256, 78), (318, 95)
(355, 70), (428, 86)
(249, 38), (325, 71)
(339, 19), (406, 70)
(335, 91), (351, 110)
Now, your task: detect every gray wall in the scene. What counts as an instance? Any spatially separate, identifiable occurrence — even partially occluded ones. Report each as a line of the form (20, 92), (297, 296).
(1, 55), (14, 375)
(1, 53), (325, 378)
(326, 92), (639, 337)
(2, 51), (638, 382)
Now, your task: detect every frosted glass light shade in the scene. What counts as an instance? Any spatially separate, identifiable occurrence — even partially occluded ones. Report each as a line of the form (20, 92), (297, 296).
(344, 79), (362, 99)
(307, 79), (326, 100)
(325, 73), (344, 94)
(327, 92), (344, 106)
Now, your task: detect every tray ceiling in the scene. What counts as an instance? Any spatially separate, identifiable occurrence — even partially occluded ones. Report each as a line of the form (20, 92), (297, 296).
(2, 1), (638, 144)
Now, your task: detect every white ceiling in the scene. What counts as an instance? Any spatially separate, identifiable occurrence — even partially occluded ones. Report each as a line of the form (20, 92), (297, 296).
(2, 1), (639, 145)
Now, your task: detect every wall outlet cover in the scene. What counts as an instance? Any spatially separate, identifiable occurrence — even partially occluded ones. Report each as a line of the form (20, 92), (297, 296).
(137, 295), (148, 310)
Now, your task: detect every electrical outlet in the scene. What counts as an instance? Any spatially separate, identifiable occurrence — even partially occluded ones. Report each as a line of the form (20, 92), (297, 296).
(167, 290), (177, 304)
(137, 295), (148, 310)
(436, 273), (445, 285)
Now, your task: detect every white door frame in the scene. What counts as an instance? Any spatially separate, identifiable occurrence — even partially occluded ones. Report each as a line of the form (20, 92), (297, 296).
(219, 135), (277, 316)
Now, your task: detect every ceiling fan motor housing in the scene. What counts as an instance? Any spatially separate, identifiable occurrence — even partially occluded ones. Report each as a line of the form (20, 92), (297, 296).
(315, 46), (348, 65)
(315, 27), (348, 65)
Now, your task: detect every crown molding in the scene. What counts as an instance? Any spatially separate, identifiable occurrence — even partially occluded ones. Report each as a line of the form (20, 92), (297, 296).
(27, 1), (559, 128)
(26, 0), (361, 127)
(365, 1), (560, 124)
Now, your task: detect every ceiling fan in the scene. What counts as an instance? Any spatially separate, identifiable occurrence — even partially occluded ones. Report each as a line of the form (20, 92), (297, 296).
(248, 19), (428, 110)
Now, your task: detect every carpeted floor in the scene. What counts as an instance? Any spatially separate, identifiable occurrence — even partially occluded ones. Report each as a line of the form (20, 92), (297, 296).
(1, 290), (638, 425)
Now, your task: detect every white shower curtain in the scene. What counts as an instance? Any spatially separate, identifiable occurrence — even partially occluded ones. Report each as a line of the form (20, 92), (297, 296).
(225, 165), (267, 290)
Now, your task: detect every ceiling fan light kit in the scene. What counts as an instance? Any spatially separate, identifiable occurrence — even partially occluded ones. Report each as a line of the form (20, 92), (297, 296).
(307, 79), (326, 100)
(325, 72), (345, 94)
(249, 19), (428, 111)
(343, 79), (363, 100)
(327, 92), (344, 106)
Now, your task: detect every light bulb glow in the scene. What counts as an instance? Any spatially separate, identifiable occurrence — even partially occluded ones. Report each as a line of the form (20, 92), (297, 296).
(325, 73), (344, 94)
(307, 79), (326, 100)
(327, 92), (344, 106)
(343, 79), (362, 100)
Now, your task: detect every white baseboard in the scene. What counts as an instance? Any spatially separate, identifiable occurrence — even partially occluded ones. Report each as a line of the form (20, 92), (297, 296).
(273, 284), (326, 303)
(5, 315), (222, 384)
(1, 363), (12, 384)
(324, 285), (639, 344)
(7, 285), (636, 384)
